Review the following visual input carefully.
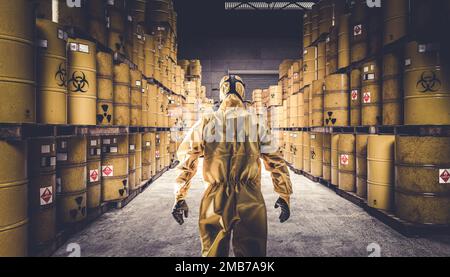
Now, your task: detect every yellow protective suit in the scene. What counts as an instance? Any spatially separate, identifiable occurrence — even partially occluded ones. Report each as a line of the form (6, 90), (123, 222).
(175, 94), (293, 257)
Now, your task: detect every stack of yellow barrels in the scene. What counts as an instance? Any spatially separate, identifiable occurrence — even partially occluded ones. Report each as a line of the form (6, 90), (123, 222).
(96, 52), (114, 126)
(87, 136), (102, 212)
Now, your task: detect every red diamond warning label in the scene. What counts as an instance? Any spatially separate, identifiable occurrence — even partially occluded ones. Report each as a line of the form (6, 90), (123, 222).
(440, 169), (450, 184)
(363, 92), (371, 104)
(40, 186), (53, 206)
(340, 154), (349, 166)
(351, 90), (358, 101)
(102, 166), (114, 177)
(354, 24), (362, 36)
(90, 169), (99, 182)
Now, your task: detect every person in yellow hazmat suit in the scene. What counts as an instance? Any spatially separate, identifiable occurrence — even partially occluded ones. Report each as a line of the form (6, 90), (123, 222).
(172, 75), (293, 257)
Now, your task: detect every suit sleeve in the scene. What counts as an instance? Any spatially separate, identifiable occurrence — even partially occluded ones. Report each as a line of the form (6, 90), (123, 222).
(174, 118), (204, 201)
(259, 121), (293, 205)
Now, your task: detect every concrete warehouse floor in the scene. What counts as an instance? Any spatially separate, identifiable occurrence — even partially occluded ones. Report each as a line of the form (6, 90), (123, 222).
(53, 160), (450, 257)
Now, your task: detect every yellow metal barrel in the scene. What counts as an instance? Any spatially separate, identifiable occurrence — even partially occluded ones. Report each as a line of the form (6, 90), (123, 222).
(338, 134), (355, 192)
(326, 27), (338, 76)
(331, 135), (339, 187)
(128, 133), (137, 191)
(56, 136), (87, 224)
(36, 19), (67, 124)
(142, 79), (149, 127)
(28, 138), (56, 251)
(395, 136), (450, 225)
(149, 84), (159, 127)
(285, 132), (292, 164)
(156, 133), (163, 172)
(67, 38), (97, 125)
(311, 4), (319, 42)
(303, 86), (310, 128)
(316, 42), (326, 81)
(311, 80), (324, 127)
(296, 92), (305, 128)
(355, 135), (373, 199)
(324, 74), (349, 127)
(383, 0), (408, 46)
(303, 132), (311, 174)
(0, 0), (36, 123)
(0, 140), (28, 257)
(101, 135), (129, 202)
(150, 132), (157, 176)
(113, 63), (131, 126)
(303, 12), (312, 48)
(303, 47), (316, 87)
(367, 135), (395, 211)
(404, 41), (450, 125)
(292, 132), (303, 171)
(361, 60), (382, 126)
(322, 134), (332, 182)
(164, 131), (171, 167)
(350, 0), (368, 63)
(310, 133), (323, 178)
(142, 133), (152, 181)
(382, 52), (403, 126)
(318, 0), (333, 36)
(350, 68), (361, 126)
(87, 136), (102, 210)
(130, 69), (143, 126)
(337, 14), (350, 70)
(288, 94), (298, 128)
(135, 133), (143, 188)
(144, 34), (157, 79)
(96, 51), (114, 126)
(132, 24), (146, 73)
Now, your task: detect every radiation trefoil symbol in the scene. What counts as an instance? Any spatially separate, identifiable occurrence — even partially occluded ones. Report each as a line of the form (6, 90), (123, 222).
(68, 71), (89, 93)
(69, 196), (86, 220)
(326, 112), (337, 126)
(97, 104), (112, 124)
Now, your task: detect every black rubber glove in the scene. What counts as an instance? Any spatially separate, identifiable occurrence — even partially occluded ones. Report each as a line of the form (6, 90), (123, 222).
(172, 200), (189, 225)
(274, 197), (290, 223)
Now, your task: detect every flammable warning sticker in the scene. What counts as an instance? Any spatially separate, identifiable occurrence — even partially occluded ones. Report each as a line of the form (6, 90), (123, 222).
(363, 92), (371, 104)
(340, 154), (349, 166)
(102, 166), (114, 177)
(439, 169), (450, 184)
(40, 186), (53, 206)
(90, 169), (99, 183)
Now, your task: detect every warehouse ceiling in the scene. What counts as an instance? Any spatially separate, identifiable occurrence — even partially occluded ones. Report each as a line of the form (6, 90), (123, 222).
(174, 0), (308, 38)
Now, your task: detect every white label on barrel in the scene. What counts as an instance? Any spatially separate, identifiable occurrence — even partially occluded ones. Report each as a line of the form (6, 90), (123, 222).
(418, 44), (427, 53)
(38, 39), (48, 48)
(136, 80), (142, 87)
(57, 29), (64, 40)
(97, 149), (101, 155)
(90, 140), (97, 146)
(367, 73), (375, 80)
(70, 43), (78, 52)
(103, 139), (111, 145)
(40, 186), (53, 206)
(304, 49), (308, 55)
(340, 154), (349, 165)
(41, 145), (51, 154)
(439, 169), (450, 184)
(326, 37), (330, 43)
(351, 90), (358, 100)
(60, 141), (67, 149)
(364, 66), (369, 73)
(50, 157), (56, 166)
(128, 15), (133, 22)
(130, 145), (135, 151)
(57, 153), (67, 161)
(405, 59), (411, 66)
(146, 142), (151, 147)
(311, 134), (316, 139)
(79, 44), (89, 53)
(137, 34), (142, 40)
(113, 138), (117, 143)
(110, 147), (118, 153)
(363, 92), (371, 104)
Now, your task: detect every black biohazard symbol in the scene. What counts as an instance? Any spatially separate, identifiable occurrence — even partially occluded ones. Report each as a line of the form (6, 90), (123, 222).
(325, 112), (337, 125)
(311, 150), (316, 160)
(97, 104), (112, 124)
(55, 63), (67, 87)
(70, 196), (85, 219)
(119, 179), (127, 197)
(68, 71), (89, 93)
(416, 71), (441, 93)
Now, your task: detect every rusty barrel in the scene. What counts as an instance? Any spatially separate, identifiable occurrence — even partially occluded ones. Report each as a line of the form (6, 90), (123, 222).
(310, 133), (323, 178)
(87, 136), (101, 210)
(36, 19), (67, 124)
(395, 136), (450, 225)
(67, 38), (97, 125)
(382, 52), (403, 126)
(56, 136), (87, 224)
(367, 135), (395, 211)
(338, 134), (355, 192)
(404, 41), (450, 125)
(96, 51), (114, 126)
(322, 134), (332, 182)
(324, 74), (349, 127)
(113, 63), (131, 126)
(130, 69), (143, 126)
(361, 59), (382, 126)
(350, 68), (361, 126)
(101, 135), (129, 202)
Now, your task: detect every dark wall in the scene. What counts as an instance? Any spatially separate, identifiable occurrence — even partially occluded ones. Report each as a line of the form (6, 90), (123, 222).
(174, 0), (304, 100)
